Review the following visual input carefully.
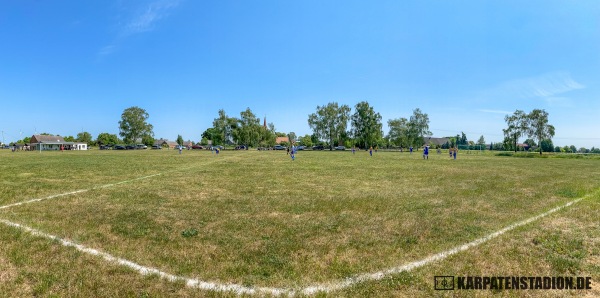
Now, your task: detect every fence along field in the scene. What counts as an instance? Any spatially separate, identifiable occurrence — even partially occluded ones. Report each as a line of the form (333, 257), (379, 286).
(0, 149), (599, 297)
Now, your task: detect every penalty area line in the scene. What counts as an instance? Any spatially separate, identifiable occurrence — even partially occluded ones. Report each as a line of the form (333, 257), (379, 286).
(0, 193), (595, 296)
(0, 154), (236, 211)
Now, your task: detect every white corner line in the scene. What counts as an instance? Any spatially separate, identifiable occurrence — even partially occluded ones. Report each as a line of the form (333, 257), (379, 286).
(0, 173), (163, 210)
(0, 194), (593, 296)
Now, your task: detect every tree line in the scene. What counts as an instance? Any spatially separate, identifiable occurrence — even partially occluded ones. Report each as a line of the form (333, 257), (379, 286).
(95, 103), (434, 150)
(307, 101), (432, 150)
(13, 105), (600, 154)
(502, 109), (555, 155)
(200, 108), (278, 148)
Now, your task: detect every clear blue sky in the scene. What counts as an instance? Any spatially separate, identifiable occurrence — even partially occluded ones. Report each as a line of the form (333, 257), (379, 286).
(1, 0), (599, 148)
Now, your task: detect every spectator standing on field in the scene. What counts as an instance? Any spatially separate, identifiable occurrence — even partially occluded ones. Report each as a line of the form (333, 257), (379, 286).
(423, 145), (429, 159)
(369, 146), (373, 157)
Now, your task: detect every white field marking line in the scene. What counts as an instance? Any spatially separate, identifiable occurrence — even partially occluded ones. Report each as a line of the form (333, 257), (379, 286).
(0, 173), (162, 210)
(0, 154), (236, 210)
(0, 219), (288, 296)
(0, 193), (595, 296)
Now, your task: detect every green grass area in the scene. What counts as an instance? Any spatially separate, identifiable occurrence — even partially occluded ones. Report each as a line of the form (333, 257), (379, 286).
(0, 149), (599, 297)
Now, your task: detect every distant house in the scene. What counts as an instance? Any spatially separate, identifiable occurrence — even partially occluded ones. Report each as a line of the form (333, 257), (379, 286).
(154, 139), (178, 149)
(183, 140), (194, 148)
(423, 137), (450, 147)
(30, 134), (87, 151)
(276, 137), (289, 144)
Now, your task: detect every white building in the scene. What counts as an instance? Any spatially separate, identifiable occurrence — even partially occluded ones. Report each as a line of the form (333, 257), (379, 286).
(30, 134), (88, 151)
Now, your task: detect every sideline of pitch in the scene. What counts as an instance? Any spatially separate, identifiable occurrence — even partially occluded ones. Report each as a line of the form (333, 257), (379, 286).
(0, 191), (596, 296)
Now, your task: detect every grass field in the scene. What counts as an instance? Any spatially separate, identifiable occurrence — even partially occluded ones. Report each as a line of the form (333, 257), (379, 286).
(0, 149), (599, 297)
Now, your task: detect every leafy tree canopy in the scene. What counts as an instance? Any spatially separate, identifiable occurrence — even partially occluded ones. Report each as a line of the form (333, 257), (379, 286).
(407, 108), (431, 147)
(77, 131), (93, 145)
(118, 106), (154, 144)
(351, 101), (383, 149)
(308, 102), (350, 150)
(96, 133), (119, 146)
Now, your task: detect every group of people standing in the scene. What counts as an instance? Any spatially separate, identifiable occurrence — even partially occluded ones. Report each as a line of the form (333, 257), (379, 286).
(422, 145), (458, 159)
(287, 144), (460, 161)
(449, 147), (458, 159)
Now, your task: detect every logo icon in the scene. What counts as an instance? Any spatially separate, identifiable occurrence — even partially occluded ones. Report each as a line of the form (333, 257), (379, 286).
(434, 276), (454, 290)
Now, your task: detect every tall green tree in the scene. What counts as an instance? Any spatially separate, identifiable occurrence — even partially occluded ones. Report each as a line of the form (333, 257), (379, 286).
(299, 134), (313, 147)
(77, 131), (93, 145)
(118, 106), (154, 144)
(503, 110), (528, 152)
(460, 132), (468, 145)
(407, 108), (431, 147)
(310, 134), (319, 145)
(176, 134), (184, 146)
(212, 109), (237, 145)
(260, 123), (277, 147)
(233, 108), (261, 146)
(450, 137), (457, 148)
(387, 117), (409, 148)
(540, 139), (554, 153)
(308, 102), (351, 150)
(201, 127), (222, 145)
(526, 109), (555, 155)
(351, 101), (383, 149)
(523, 138), (536, 148)
(96, 133), (119, 145)
(477, 135), (485, 146)
(141, 135), (154, 146)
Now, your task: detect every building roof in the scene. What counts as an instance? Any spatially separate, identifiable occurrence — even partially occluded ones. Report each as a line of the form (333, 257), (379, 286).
(276, 137), (289, 144)
(31, 134), (65, 143)
(424, 137), (449, 146)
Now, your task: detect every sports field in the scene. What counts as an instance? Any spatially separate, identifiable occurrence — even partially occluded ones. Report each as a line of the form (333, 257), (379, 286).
(0, 149), (599, 297)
